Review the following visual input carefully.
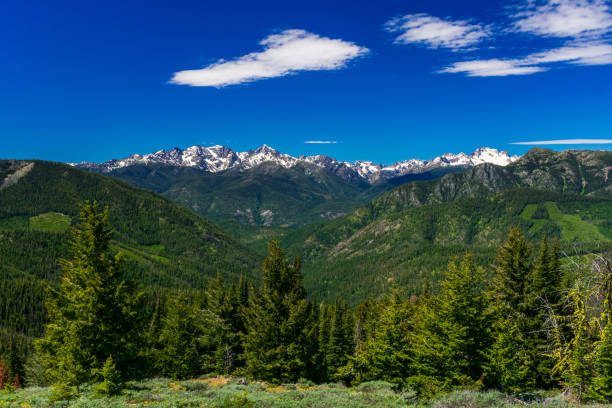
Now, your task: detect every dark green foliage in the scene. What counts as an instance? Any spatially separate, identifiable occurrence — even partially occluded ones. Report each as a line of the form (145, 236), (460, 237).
(155, 293), (210, 380)
(205, 274), (250, 374)
(410, 254), (491, 391)
(242, 239), (317, 383)
(0, 159), (260, 340)
(487, 227), (538, 392)
(35, 202), (145, 385)
(344, 289), (415, 388)
(321, 300), (353, 382)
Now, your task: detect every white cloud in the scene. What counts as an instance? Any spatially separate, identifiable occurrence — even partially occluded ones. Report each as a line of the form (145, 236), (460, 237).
(170, 29), (369, 87)
(527, 42), (612, 64)
(512, 0), (612, 38)
(384, 14), (490, 50)
(440, 58), (548, 76)
(304, 140), (338, 144)
(511, 139), (612, 144)
(442, 41), (612, 76)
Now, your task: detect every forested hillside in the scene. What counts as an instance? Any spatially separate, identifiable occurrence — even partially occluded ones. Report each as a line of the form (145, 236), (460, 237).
(284, 149), (612, 303)
(103, 162), (459, 251)
(0, 159), (260, 339)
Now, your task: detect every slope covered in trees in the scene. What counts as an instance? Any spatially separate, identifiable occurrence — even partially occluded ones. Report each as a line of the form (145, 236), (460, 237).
(102, 162), (458, 251)
(283, 149), (612, 304)
(0, 159), (260, 339)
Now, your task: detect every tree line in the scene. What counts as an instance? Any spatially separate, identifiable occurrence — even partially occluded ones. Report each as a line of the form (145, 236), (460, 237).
(2, 202), (612, 403)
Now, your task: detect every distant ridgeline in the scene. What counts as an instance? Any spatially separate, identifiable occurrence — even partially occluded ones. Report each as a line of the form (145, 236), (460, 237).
(281, 148), (612, 304)
(76, 145), (517, 249)
(0, 159), (260, 340)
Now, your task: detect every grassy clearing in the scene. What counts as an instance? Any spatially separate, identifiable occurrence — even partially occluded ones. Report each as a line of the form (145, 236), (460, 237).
(0, 212), (71, 233)
(0, 377), (608, 407)
(29, 212), (71, 233)
(520, 202), (609, 243)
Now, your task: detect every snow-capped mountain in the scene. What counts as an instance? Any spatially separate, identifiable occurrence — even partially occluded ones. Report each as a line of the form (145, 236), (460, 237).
(75, 145), (520, 183)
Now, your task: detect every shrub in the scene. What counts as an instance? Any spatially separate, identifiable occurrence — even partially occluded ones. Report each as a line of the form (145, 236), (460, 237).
(49, 382), (79, 402)
(93, 356), (124, 396)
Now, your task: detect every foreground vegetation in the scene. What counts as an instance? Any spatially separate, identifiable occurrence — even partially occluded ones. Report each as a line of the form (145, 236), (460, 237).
(1, 377), (610, 407)
(2, 201), (611, 406)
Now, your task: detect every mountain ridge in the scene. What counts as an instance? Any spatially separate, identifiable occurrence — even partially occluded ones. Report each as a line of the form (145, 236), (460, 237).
(75, 144), (519, 183)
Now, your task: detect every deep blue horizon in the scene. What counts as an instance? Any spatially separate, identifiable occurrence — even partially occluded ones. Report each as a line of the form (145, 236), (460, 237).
(2, 0), (611, 165)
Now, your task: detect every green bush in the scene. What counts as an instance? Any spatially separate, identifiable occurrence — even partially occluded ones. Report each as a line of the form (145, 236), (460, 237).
(48, 381), (78, 402)
(93, 357), (124, 396)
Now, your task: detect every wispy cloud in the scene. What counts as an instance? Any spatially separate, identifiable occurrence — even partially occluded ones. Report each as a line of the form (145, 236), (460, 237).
(170, 29), (369, 87)
(511, 139), (612, 144)
(384, 14), (490, 50)
(441, 41), (612, 76)
(440, 59), (548, 76)
(527, 42), (612, 64)
(512, 0), (612, 38)
(304, 140), (338, 144)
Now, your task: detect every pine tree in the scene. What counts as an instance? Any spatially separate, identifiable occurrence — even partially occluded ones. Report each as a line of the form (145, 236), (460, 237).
(242, 239), (316, 383)
(346, 289), (415, 388)
(35, 202), (145, 386)
(487, 226), (537, 392)
(414, 254), (491, 388)
(529, 235), (565, 388)
(327, 300), (354, 381)
(5, 342), (23, 386)
(316, 304), (332, 382)
(205, 274), (249, 374)
(156, 292), (213, 380)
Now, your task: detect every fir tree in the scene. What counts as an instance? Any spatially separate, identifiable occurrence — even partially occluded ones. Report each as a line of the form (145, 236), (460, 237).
(327, 300), (354, 381)
(155, 292), (214, 380)
(487, 226), (537, 392)
(345, 289), (415, 388)
(413, 254), (491, 389)
(316, 304), (332, 382)
(529, 235), (564, 388)
(242, 239), (316, 383)
(35, 202), (145, 386)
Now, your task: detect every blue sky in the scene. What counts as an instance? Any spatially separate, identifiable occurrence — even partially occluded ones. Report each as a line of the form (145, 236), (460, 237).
(1, 0), (612, 165)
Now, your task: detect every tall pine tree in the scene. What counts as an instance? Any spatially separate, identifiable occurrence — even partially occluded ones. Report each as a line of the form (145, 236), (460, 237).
(242, 239), (316, 383)
(35, 202), (144, 386)
(487, 226), (537, 392)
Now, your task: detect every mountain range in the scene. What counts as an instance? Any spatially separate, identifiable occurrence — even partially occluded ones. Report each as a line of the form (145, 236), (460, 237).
(75, 145), (520, 239)
(76, 144), (519, 183)
(281, 148), (612, 303)
(2, 147), (612, 326)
